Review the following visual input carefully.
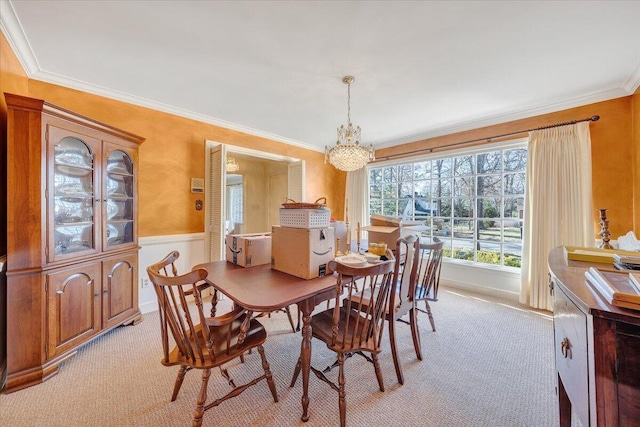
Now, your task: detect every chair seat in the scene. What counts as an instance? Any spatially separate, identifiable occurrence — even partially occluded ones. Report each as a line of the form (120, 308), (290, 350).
(347, 288), (403, 316)
(165, 317), (267, 369)
(310, 307), (379, 354)
(415, 284), (437, 301)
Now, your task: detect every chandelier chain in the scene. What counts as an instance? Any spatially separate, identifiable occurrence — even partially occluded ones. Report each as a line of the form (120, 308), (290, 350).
(347, 79), (351, 125)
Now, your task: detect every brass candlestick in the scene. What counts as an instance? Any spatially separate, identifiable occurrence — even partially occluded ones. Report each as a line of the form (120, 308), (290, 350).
(597, 208), (612, 249)
(345, 199), (350, 254)
(345, 225), (351, 254)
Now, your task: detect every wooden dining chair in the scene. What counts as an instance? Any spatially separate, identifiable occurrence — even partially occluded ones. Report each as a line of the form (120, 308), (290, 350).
(415, 237), (444, 331)
(344, 234), (422, 385)
(159, 250), (298, 333)
(290, 257), (395, 427)
(147, 262), (278, 427)
(151, 250), (219, 316)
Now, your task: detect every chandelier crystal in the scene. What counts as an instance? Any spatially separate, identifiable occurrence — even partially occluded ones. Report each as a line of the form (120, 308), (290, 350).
(226, 156), (240, 173)
(325, 75), (375, 172)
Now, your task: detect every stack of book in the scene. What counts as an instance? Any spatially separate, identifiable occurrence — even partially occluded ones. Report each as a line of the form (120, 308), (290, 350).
(613, 253), (640, 270)
(585, 267), (640, 311)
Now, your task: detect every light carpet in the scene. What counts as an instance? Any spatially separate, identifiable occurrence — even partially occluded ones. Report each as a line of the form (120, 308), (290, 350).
(0, 289), (559, 426)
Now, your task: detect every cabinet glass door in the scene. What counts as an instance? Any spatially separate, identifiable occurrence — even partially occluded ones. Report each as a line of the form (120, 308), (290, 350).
(51, 135), (99, 260)
(104, 149), (135, 249)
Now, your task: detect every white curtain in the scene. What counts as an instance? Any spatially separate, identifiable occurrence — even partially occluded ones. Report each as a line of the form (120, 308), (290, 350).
(345, 168), (369, 243)
(520, 122), (593, 310)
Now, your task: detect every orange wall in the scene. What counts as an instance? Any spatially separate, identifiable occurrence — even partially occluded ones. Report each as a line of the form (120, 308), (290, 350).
(633, 86), (640, 232)
(0, 31), (344, 238)
(376, 96), (637, 240)
(0, 32), (29, 255)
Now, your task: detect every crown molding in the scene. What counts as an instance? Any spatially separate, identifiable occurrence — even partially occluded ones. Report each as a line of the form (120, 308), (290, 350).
(0, 0), (40, 74)
(374, 86), (631, 149)
(0, 0), (323, 154)
(31, 67), (324, 152)
(623, 59), (640, 93)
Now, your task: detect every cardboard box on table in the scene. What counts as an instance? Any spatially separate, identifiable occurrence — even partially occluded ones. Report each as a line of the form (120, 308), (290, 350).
(362, 215), (424, 248)
(271, 226), (334, 279)
(225, 233), (272, 267)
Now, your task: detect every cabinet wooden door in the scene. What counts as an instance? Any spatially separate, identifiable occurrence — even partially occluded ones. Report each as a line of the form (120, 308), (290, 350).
(47, 125), (102, 263)
(102, 141), (138, 253)
(553, 284), (589, 427)
(46, 261), (102, 359)
(102, 253), (138, 329)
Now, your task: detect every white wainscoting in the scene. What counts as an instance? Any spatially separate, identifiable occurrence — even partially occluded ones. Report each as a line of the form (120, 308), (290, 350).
(137, 232), (521, 314)
(138, 233), (207, 314)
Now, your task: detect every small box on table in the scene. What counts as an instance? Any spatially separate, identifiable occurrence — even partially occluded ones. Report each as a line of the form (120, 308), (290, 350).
(271, 225), (334, 279)
(362, 215), (424, 248)
(225, 233), (272, 267)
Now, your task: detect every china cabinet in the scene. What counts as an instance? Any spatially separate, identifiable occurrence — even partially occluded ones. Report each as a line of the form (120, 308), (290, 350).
(4, 93), (145, 393)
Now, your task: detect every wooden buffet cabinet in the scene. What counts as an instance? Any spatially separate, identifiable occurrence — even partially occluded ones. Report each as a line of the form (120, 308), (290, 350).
(4, 94), (145, 393)
(549, 246), (640, 426)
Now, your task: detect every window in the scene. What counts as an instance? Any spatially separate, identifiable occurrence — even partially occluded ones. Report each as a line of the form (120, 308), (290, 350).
(369, 142), (527, 268)
(228, 183), (243, 225)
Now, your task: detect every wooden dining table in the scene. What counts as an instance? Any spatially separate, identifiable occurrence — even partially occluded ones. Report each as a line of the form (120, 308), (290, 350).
(193, 260), (337, 423)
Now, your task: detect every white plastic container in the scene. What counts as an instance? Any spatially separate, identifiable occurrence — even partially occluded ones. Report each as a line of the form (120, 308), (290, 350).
(278, 208), (331, 228)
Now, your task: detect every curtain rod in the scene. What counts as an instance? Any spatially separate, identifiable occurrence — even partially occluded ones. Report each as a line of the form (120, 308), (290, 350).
(377, 115), (600, 161)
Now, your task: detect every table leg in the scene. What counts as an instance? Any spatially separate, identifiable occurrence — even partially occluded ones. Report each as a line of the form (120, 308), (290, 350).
(210, 288), (219, 317)
(298, 298), (314, 422)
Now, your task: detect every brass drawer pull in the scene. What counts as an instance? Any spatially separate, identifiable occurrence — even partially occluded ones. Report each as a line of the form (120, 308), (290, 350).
(561, 337), (571, 358)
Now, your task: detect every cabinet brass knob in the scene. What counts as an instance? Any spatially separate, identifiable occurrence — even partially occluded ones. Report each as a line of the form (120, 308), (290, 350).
(561, 337), (571, 358)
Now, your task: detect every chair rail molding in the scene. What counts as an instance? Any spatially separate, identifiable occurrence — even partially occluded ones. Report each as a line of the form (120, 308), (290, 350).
(139, 233), (206, 314)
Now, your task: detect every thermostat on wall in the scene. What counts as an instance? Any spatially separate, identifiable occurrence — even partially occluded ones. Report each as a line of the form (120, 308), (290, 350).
(191, 178), (204, 193)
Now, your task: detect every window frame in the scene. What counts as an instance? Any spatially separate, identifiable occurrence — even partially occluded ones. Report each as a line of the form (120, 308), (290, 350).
(367, 138), (527, 271)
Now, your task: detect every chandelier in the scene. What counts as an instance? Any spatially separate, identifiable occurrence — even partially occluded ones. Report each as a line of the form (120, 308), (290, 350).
(226, 156), (239, 173)
(325, 75), (375, 172)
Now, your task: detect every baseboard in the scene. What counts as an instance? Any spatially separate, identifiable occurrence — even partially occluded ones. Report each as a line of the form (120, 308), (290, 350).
(139, 300), (159, 315)
(440, 278), (520, 302)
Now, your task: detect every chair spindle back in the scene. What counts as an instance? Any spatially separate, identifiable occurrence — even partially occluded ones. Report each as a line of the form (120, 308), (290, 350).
(416, 237), (444, 301)
(392, 234), (421, 309)
(328, 258), (395, 352)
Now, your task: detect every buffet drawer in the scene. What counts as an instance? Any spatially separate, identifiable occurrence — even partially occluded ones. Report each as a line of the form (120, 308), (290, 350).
(553, 285), (589, 426)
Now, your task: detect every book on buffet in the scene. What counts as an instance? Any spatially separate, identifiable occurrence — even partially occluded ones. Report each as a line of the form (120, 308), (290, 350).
(613, 253), (640, 267)
(630, 272), (640, 294)
(585, 267), (640, 309)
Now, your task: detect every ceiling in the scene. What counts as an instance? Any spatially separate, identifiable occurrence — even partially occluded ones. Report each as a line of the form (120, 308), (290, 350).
(2, 1), (639, 153)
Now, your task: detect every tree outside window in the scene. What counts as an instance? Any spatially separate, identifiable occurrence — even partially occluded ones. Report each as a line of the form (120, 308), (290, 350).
(369, 144), (526, 268)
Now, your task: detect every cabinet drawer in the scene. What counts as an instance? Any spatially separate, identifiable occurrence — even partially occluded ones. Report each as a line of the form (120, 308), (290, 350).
(553, 285), (589, 426)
